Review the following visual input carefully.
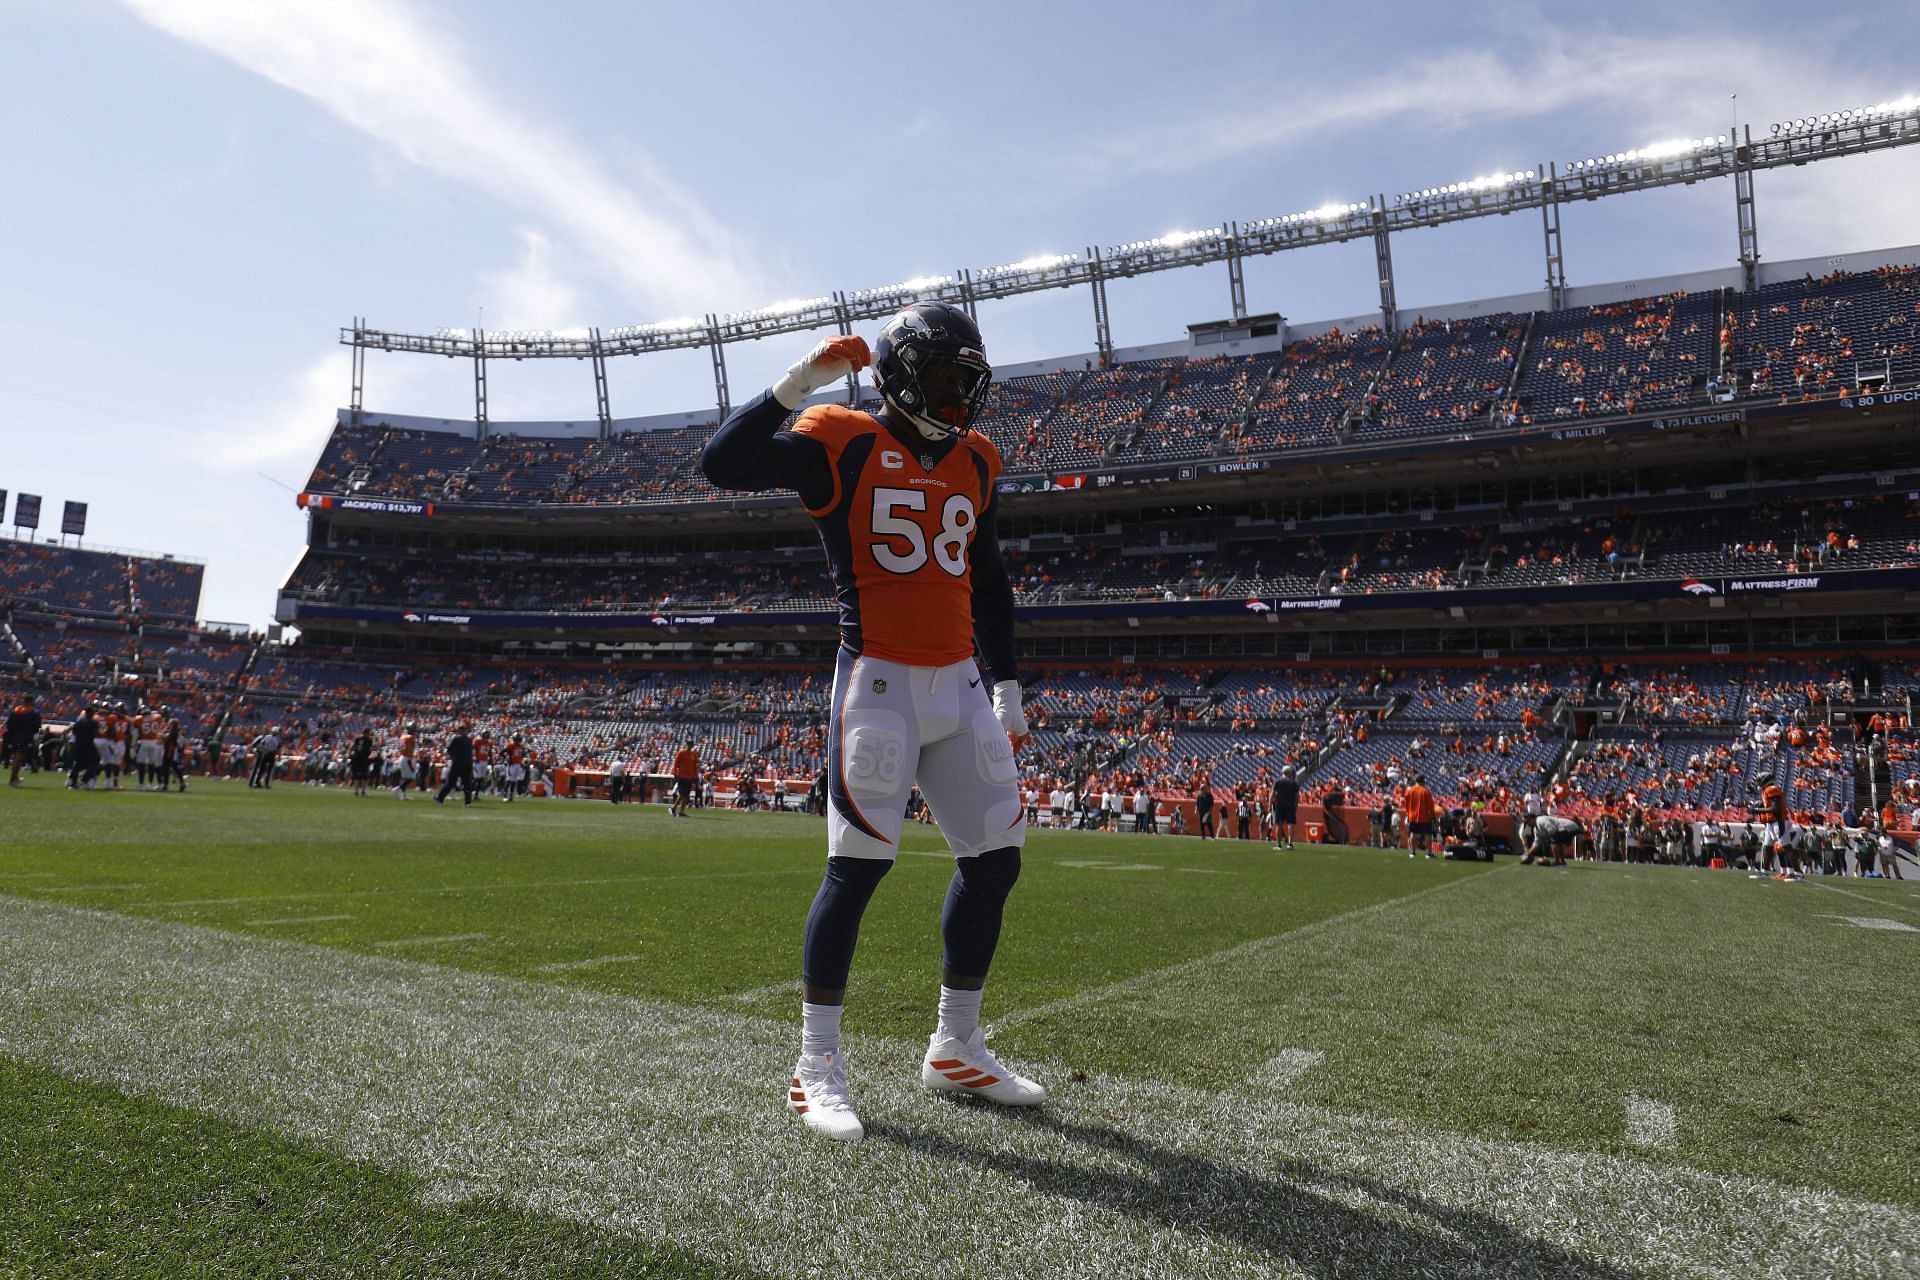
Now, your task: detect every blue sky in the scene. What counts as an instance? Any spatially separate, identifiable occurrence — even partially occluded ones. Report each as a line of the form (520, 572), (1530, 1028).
(3, 0), (1917, 626)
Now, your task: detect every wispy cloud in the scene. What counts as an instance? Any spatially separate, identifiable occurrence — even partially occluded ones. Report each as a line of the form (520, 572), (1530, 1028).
(197, 349), (359, 473)
(1076, 24), (1918, 270)
(479, 228), (585, 331)
(121, 0), (762, 316)
(1086, 28), (1877, 187)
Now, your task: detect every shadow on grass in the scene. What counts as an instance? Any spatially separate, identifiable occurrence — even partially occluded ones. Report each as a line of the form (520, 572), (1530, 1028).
(866, 1106), (1650, 1280)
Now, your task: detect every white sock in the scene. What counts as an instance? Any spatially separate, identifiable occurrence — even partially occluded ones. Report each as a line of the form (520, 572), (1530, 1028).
(800, 1002), (842, 1058)
(935, 986), (983, 1042)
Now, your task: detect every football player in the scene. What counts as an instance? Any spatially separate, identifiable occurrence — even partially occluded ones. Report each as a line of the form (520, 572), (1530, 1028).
(503, 736), (526, 802)
(702, 301), (1041, 1143)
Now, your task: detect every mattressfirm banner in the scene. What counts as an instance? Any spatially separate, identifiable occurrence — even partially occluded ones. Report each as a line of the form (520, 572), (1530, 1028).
(14, 493), (41, 529)
(61, 500), (87, 537)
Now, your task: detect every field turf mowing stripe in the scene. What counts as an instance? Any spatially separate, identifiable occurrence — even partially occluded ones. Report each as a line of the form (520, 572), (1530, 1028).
(154, 868), (817, 910)
(992, 865), (1503, 1032)
(0, 895), (1913, 1280)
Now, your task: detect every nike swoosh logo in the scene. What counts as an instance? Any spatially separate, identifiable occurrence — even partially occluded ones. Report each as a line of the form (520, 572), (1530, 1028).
(968, 678), (982, 688)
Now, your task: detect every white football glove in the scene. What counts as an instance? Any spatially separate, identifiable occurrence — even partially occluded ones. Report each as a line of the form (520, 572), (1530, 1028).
(770, 335), (872, 410)
(991, 680), (1029, 741)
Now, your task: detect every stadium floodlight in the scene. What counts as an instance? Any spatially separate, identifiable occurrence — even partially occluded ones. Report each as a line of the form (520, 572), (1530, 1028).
(979, 252), (1078, 279)
(847, 275), (954, 301)
(1393, 170), (1534, 206)
(1153, 227), (1222, 249)
(609, 317), (702, 337)
(1566, 135), (1729, 172)
(727, 296), (831, 322)
(1310, 202), (1366, 221)
(1771, 95), (1920, 134)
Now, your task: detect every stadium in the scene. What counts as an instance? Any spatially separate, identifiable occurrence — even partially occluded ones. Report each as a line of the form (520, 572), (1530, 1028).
(5, 11), (1920, 1278)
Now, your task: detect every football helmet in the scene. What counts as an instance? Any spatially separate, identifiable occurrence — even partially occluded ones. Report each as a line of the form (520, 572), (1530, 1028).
(871, 302), (992, 441)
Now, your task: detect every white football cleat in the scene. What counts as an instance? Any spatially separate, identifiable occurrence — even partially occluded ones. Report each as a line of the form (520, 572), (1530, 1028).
(789, 1050), (864, 1142)
(922, 1027), (1046, 1106)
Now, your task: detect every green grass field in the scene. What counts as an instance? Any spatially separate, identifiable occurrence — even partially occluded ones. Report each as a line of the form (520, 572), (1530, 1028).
(1, 777), (1916, 1278)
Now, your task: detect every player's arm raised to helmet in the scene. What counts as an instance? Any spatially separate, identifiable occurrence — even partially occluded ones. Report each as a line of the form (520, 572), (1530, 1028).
(699, 336), (870, 505)
(969, 488), (1019, 687)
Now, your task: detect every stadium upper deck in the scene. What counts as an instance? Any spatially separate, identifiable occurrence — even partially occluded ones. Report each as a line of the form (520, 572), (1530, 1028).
(300, 249), (1920, 516)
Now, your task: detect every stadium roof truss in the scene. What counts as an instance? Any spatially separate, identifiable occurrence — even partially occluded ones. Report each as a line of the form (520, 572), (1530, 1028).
(342, 102), (1920, 433)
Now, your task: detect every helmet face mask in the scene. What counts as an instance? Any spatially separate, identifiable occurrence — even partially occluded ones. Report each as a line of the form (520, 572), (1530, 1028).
(872, 302), (992, 441)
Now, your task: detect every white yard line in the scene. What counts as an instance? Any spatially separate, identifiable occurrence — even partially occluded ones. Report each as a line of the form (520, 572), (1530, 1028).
(1815, 914), (1917, 933)
(994, 867), (1508, 1032)
(0, 893), (1909, 1280)
(726, 980), (800, 1004)
(1260, 1049), (1325, 1088)
(373, 933), (491, 949)
(154, 867), (814, 910)
(39, 882), (146, 893)
(244, 914), (356, 927)
(535, 954), (642, 973)
(1624, 1095), (1678, 1149)
(1804, 881), (1920, 916)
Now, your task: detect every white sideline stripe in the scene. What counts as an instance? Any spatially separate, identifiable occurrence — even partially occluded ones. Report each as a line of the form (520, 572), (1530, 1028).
(726, 980), (799, 1004)
(994, 866), (1508, 1032)
(40, 882), (146, 893)
(374, 933), (491, 948)
(1806, 881), (1920, 916)
(1624, 1095), (1678, 1149)
(245, 914), (356, 926)
(0, 895), (1911, 1280)
(154, 867), (814, 910)
(535, 954), (641, 973)
(1262, 1049), (1324, 1087)
(1816, 915), (1918, 933)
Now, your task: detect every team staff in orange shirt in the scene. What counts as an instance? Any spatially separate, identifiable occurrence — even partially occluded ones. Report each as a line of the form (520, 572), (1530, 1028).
(669, 740), (700, 818)
(1402, 774), (1438, 859)
(702, 302), (1040, 1144)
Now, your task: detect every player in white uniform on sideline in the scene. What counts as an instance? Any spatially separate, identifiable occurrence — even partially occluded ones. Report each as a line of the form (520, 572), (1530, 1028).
(702, 303), (1042, 1143)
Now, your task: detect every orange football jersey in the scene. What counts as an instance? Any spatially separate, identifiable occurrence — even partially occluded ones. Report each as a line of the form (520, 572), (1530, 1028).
(790, 405), (1002, 667)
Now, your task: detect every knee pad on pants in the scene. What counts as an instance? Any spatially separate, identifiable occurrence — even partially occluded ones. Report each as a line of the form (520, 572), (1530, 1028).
(953, 845), (1022, 902)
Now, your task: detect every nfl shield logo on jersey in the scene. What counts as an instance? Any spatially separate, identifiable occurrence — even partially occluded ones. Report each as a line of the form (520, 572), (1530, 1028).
(872, 679), (887, 693)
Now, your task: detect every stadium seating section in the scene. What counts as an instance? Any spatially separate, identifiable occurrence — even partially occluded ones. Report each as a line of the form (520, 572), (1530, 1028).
(2, 539), (204, 622)
(303, 266), (1920, 507)
(7, 587), (1913, 830)
(277, 487), (1920, 616)
(9, 268), (1918, 842)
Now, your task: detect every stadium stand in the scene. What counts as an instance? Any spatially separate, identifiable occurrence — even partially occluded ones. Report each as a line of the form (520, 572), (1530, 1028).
(305, 267), (1920, 511)
(1, 539), (203, 623)
(8, 252), (1920, 870)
